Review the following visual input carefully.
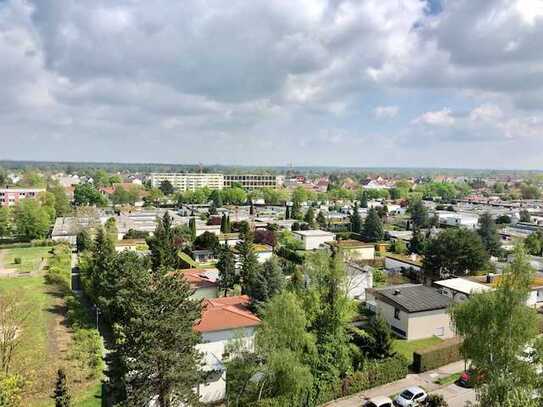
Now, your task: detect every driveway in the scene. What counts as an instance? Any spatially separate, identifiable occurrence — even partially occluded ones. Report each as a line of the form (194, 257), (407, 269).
(323, 361), (475, 407)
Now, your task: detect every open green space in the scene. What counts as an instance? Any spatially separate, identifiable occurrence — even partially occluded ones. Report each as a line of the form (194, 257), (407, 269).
(393, 336), (443, 365)
(435, 372), (462, 386)
(0, 246), (52, 273)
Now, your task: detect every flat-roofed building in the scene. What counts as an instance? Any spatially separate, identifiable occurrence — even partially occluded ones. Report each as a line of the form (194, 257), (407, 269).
(0, 188), (46, 207)
(150, 173), (224, 191)
(224, 174), (284, 189)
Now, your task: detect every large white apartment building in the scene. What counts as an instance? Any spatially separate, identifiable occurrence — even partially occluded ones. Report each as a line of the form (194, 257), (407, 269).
(224, 174), (284, 189)
(150, 173), (224, 191)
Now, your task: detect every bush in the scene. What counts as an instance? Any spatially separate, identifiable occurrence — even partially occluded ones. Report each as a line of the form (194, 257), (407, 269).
(426, 394), (449, 407)
(413, 337), (462, 373)
(70, 328), (104, 379)
(13, 257), (21, 265)
(275, 246), (304, 265)
(347, 354), (409, 394)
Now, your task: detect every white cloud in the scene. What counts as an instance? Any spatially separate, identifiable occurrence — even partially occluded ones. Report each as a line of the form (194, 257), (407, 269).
(373, 105), (399, 119)
(412, 108), (455, 127)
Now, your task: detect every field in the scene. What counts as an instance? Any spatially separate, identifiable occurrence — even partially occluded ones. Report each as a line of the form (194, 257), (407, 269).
(0, 246), (102, 406)
(0, 246), (52, 274)
(393, 336), (443, 365)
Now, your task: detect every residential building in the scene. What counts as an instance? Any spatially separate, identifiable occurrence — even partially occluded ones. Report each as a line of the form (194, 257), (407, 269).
(384, 253), (422, 273)
(0, 188), (45, 207)
(437, 211), (479, 229)
(114, 239), (148, 253)
(182, 268), (219, 300)
(434, 277), (493, 302)
(194, 296), (261, 403)
(326, 240), (375, 260)
(150, 173), (224, 191)
(367, 284), (455, 340)
(345, 262), (373, 301)
(293, 229), (336, 250)
(224, 174), (284, 189)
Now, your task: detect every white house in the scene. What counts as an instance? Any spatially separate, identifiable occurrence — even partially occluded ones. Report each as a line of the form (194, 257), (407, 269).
(367, 285), (455, 340)
(345, 262), (373, 301)
(326, 240), (375, 260)
(434, 277), (493, 303)
(437, 211), (479, 229)
(194, 296), (261, 403)
(293, 229), (336, 250)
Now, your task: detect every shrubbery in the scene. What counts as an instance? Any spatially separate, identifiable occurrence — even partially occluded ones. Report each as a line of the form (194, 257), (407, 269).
(413, 338), (462, 373)
(346, 354), (409, 394)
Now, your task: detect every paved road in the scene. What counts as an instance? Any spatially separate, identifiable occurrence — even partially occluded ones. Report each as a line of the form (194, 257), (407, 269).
(323, 361), (475, 407)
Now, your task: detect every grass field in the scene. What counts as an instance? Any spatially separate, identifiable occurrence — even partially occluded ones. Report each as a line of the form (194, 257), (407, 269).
(393, 336), (443, 365)
(0, 246), (52, 273)
(0, 246), (102, 405)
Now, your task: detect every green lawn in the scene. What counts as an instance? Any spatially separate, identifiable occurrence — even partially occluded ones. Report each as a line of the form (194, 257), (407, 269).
(393, 336), (443, 365)
(435, 372), (462, 386)
(1, 246), (52, 273)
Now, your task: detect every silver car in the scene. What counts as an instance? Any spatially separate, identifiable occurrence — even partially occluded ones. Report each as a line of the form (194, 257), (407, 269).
(393, 386), (427, 406)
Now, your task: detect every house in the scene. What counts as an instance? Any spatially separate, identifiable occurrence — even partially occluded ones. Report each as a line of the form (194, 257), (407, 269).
(218, 233), (241, 247)
(293, 229), (336, 250)
(467, 274), (543, 308)
(384, 253), (422, 273)
(434, 277), (493, 302)
(437, 211), (478, 229)
(326, 240), (375, 260)
(194, 296), (261, 403)
(196, 224), (222, 237)
(367, 284), (454, 340)
(233, 244), (273, 264)
(182, 268), (219, 299)
(114, 239), (147, 253)
(345, 262), (373, 301)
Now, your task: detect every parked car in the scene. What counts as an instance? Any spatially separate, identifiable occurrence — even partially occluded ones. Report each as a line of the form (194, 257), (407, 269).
(393, 386), (428, 406)
(364, 396), (394, 407)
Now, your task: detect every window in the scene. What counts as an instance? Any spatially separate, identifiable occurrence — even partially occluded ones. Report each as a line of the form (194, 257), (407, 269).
(394, 308), (400, 320)
(435, 326), (445, 336)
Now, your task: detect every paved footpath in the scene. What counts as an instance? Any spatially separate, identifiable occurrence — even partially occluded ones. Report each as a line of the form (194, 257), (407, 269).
(323, 361), (475, 407)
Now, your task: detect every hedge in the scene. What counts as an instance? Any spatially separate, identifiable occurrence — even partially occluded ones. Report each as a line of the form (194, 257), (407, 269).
(275, 246), (304, 265)
(413, 337), (462, 373)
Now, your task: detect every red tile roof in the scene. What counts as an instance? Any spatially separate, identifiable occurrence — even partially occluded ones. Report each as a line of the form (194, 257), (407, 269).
(181, 269), (218, 289)
(194, 295), (261, 333)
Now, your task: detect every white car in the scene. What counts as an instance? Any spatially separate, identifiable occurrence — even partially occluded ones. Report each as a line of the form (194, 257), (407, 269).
(364, 396), (393, 407)
(393, 386), (427, 406)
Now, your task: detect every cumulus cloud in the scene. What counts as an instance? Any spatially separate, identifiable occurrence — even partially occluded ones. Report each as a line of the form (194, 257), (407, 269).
(1, 0), (543, 168)
(412, 108), (455, 127)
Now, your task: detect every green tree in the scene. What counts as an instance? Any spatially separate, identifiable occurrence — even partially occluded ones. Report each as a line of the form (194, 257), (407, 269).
(359, 192), (368, 208)
(524, 231), (543, 256)
(217, 244), (237, 296)
(247, 257), (285, 305)
(120, 270), (202, 406)
(147, 213), (182, 272)
(104, 217), (118, 242)
(362, 208), (384, 242)
(391, 239), (407, 255)
(352, 315), (395, 361)
(47, 182), (71, 216)
(159, 180), (175, 196)
(350, 203), (362, 234)
(0, 207), (11, 237)
(520, 209), (531, 223)
(13, 199), (50, 240)
(236, 236), (260, 294)
(291, 199), (302, 221)
(76, 229), (93, 253)
(210, 189), (223, 208)
(52, 368), (71, 407)
(222, 187), (247, 205)
(74, 183), (106, 206)
(188, 217), (196, 241)
(409, 228), (426, 254)
(423, 228), (488, 280)
(408, 199), (428, 230)
(316, 211), (327, 229)
(0, 373), (25, 407)
(304, 207), (316, 228)
(450, 245), (539, 406)
(80, 228), (115, 304)
(477, 212), (502, 257)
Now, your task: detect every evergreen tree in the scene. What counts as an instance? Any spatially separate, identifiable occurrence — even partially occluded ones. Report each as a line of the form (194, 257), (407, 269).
(147, 213), (181, 272)
(225, 215), (231, 233)
(121, 270), (202, 406)
(236, 236), (259, 294)
(291, 199), (302, 221)
(360, 192), (368, 209)
(520, 209), (531, 223)
(104, 217), (118, 242)
(159, 180), (174, 196)
(217, 244), (237, 296)
(76, 229), (93, 253)
(362, 208), (384, 242)
(350, 203), (362, 234)
(211, 190), (223, 208)
(262, 256), (285, 298)
(53, 368), (71, 407)
(316, 211), (327, 229)
(81, 227), (115, 304)
(249, 201), (255, 216)
(477, 212), (502, 257)
(285, 205), (291, 220)
(188, 217), (197, 241)
(408, 199), (429, 230)
(352, 316), (395, 360)
(220, 213), (227, 233)
(409, 228), (426, 254)
(304, 207), (316, 228)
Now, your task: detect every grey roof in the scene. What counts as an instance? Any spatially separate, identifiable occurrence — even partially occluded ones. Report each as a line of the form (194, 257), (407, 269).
(374, 284), (452, 313)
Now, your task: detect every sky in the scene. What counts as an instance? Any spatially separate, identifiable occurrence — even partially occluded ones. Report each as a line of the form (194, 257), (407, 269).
(1, 0), (543, 169)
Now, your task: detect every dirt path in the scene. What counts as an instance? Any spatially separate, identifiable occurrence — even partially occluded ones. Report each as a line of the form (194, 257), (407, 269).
(0, 249), (17, 276)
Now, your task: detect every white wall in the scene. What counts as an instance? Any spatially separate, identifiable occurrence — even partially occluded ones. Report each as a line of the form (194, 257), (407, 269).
(346, 268), (373, 301)
(297, 234), (336, 250)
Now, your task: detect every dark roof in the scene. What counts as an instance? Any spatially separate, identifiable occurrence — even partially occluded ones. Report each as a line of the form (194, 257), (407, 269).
(373, 284), (452, 313)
